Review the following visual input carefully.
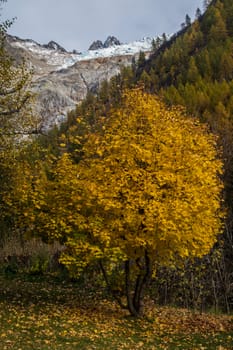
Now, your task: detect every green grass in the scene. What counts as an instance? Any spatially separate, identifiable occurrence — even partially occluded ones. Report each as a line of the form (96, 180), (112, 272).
(0, 273), (232, 349)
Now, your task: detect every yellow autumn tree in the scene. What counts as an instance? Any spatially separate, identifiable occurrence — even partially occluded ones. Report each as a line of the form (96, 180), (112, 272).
(20, 89), (223, 317)
(0, 1), (38, 244)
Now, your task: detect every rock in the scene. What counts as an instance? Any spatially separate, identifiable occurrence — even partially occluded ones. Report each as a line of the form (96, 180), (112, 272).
(72, 49), (81, 54)
(43, 41), (67, 52)
(32, 55), (135, 130)
(104, 36), (121, 48)
(88, 40), (104, 50)
(88, 36), (121, 50)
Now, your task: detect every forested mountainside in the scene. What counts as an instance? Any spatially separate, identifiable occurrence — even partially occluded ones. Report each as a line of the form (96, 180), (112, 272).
(139, 0), (233, 197)
(41, 0), (233, 311)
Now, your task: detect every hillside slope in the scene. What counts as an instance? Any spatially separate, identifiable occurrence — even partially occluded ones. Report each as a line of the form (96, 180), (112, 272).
(136, 0), (233, 197)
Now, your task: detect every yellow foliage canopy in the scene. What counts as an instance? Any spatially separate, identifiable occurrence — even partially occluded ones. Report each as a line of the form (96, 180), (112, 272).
(67, 89), (223, 266)
(17, 89), (223, 274)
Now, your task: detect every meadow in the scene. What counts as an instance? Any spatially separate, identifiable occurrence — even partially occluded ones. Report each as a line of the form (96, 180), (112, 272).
(0, 273), (232, 349)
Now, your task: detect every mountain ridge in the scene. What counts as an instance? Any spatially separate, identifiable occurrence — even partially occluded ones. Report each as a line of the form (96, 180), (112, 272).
(6, 33), (154, 130)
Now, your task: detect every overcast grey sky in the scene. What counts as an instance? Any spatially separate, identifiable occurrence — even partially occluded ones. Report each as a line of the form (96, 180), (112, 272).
(2, 0), (203, 51)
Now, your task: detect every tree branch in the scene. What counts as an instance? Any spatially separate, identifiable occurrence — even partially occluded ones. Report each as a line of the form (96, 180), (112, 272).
(0, 94), (30, 116)
(99, 260), (127, 310)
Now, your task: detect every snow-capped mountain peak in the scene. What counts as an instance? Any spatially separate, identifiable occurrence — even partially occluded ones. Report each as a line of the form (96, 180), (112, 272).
(88, 36), (121, 50)
(6, 34), (156, 130)
(8, 34), (155, 72)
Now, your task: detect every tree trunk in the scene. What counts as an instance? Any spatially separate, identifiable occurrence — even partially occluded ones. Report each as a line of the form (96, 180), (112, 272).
(125, 259), (141, 317)
(125, 251), (152, 317)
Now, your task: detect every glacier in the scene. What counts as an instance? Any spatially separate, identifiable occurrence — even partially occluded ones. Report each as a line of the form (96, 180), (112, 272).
(11, 36), (155, 71)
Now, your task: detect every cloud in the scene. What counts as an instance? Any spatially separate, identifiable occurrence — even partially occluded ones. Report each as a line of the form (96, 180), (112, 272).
(2, 0), (203, 51)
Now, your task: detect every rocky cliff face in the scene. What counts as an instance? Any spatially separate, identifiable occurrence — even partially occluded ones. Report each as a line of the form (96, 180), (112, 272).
(32, 55), (135, 129)
(88, 40), (104, 50)
(104, 36), (121, 48)
(43, 40), (67, 52)
(6, 35), (153, 130)
(89, 36), (121, 50)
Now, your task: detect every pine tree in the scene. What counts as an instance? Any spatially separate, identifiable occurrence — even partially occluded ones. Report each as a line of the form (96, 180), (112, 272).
(185, 14), (191, 26)
(187, 57), (200, 83)
(195, 8), (202, 19)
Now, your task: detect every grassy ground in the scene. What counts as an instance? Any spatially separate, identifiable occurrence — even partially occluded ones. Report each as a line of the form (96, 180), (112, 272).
(0, 273), (232, 349)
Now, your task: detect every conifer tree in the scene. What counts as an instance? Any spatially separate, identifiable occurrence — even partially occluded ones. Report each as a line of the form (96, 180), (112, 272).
(185, 14), (191, 27)
(195, 8), (202, 19)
